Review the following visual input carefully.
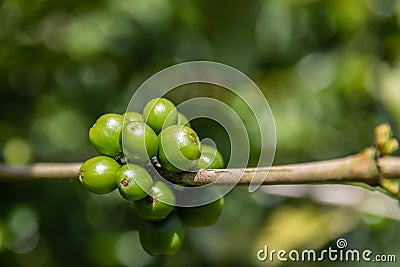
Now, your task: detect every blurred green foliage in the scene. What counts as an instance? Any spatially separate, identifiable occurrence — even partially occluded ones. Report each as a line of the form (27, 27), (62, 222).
(1, 0), (400, 266)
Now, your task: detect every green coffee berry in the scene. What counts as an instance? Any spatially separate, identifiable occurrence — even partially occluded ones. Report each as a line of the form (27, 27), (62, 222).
(143, 98), (178, 134)
(201, 145), (224, 165)
(123, 111), (143, 122)
(89, 113), (123, 157)
(116, 164), (153, 201)
(196, 145), (224, 169)
(177, 112), (191, 128)
(139, 212), (185, 256)
(179, 196), (224, 227)
(121, 121), (158, 164)
(135, 181), (175, 222)
(79, 156), (120, 194)
(158, 125), (201, 172)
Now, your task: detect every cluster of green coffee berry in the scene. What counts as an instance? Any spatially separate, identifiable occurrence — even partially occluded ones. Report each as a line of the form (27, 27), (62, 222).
(79, 98), (225, 256)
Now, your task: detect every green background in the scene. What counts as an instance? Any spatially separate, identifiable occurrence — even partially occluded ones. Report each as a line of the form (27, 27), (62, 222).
(1, 0), (400, 266)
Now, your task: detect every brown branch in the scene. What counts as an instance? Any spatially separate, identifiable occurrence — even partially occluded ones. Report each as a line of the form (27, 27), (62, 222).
(378, 156), (400, 179)
(1, 148), (399, 188)
(0, 162), (81, 181)
(162, 148), (380, 186)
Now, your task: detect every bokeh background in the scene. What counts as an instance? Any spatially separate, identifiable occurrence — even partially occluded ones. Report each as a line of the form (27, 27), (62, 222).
(1, 0), (400, 266)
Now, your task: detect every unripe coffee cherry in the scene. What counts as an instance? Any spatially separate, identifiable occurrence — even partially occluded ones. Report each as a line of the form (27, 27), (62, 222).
(143, 98), (178, 134)
(196, 144), (224, 169)
(177, 112), (191, 128)
(135, 181), (175, 221)
(139, 212), (185, 256)
(158, 125), (201, 172)
(79, 156), (120, 194)
(179, 196), (224, 227)
(123, 111), (143, 122)
(89, 113), (123, 157)
(122, 121), (158, 164)
(116, 164), (153, 201)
